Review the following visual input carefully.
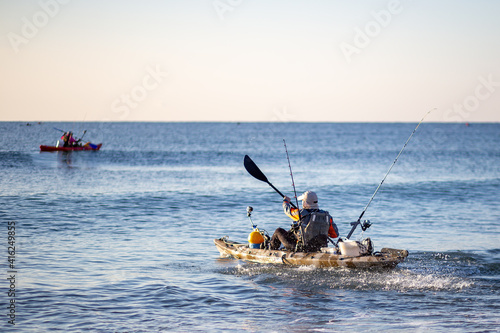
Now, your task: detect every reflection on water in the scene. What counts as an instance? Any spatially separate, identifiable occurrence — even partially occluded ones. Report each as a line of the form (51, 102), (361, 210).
(57, 151), (74, 167)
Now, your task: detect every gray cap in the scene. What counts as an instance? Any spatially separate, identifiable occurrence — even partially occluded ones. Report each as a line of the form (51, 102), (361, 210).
(297, 191), (318, 209)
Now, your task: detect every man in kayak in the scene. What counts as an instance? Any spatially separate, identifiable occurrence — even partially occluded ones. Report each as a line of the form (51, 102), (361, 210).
(270, 191), (339, 252)
(61, 132), (80, 147)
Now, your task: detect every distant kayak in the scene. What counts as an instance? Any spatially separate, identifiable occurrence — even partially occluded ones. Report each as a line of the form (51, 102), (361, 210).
(39, 143), (102, 152)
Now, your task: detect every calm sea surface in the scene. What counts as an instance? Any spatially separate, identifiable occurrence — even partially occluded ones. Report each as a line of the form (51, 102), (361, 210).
(1, 122), (499, 332)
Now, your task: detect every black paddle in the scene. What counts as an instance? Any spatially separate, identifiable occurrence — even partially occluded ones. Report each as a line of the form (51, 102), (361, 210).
(243, 155), (298, 209)
(77, 130), (87, 143)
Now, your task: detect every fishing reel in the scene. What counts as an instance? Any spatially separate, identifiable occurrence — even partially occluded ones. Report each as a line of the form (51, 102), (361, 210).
(349, 219), (372, 232)
(361, 220), (372, 231)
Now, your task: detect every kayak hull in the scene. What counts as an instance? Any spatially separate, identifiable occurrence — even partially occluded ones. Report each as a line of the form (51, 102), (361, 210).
(39, 143), (102, 152)
(214, 238), (408, 269)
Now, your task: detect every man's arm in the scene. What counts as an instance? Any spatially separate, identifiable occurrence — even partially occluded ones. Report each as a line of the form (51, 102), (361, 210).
(283, 196), (300, 221)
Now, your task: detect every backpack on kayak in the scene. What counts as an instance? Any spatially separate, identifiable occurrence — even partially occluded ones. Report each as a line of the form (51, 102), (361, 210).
(298, 211), (331, 251)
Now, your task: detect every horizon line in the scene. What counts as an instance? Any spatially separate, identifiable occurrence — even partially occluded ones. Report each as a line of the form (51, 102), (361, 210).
(3, 120), (499, 124)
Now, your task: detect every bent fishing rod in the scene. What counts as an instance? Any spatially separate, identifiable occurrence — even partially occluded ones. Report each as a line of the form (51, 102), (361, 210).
(345, 109), (435, 239)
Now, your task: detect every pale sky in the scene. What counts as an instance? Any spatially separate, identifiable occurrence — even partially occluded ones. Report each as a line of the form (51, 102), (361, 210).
(1, 0), (499, 122)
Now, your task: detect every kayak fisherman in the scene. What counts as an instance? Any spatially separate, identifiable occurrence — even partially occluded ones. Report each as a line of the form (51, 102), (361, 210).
(270, 191), (339, 252)
(61, 132), (70, 147)
(61, 131), (79, 147)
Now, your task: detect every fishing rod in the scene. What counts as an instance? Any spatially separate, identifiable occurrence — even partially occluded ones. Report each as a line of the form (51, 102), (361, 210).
(345, 108), (435, 239)
(283, 139), (306, 250)
(283, 139), (301, 222)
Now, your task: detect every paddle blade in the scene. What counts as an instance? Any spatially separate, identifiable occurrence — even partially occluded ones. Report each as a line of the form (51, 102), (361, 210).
(243, 154), (295, 207)
(244, 155), (269, 183)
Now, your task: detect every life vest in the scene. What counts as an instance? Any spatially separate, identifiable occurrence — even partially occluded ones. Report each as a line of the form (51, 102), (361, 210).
(298, 211), (331, 245)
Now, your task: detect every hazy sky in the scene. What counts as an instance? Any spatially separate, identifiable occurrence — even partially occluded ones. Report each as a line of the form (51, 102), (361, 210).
(1, 0), (499, 122)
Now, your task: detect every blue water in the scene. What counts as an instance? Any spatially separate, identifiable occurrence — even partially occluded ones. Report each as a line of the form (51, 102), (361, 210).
(1, 122), (499, 332)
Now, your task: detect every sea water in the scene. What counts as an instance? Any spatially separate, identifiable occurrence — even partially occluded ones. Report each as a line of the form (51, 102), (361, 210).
(0, 122), (499, 332)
